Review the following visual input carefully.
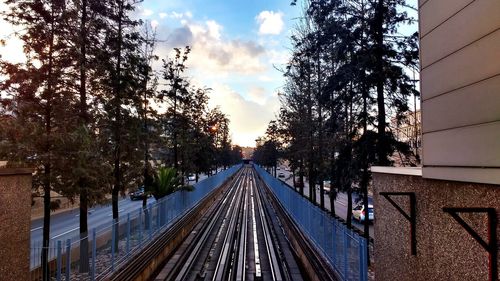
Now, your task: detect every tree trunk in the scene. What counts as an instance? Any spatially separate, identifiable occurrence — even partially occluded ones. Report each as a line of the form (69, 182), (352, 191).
(299, 161), (304, 196)
(330, 130), (337, 217)
(41, 166), (51, 281)
(330, 189), (337, 217)
(319, 180), (325, 210)
(112, 0), (124, 252)
(361, 165), (370, 265)
(346, 189), (353, 228)
(316, 42), (325, 210)
(172, 89), (178, 170)
(42, 6), (55, 278)
(375, 0), (389, 166)
(79, 188), (90, 273)
(78, 0), (92, 273)
(362, 80), (372, 265)
(308, 166), (315, 204)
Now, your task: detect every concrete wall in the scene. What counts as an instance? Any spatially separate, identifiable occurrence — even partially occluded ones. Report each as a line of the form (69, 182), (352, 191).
(418, 0), (500, 184)
(0, 168), (33, 281)
(372, 168), (500, 281)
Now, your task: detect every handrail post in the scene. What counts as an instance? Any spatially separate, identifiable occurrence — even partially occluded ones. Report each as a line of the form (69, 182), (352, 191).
(111, 218), (116, 271)
(148, 204), (153, 240)
(91, 229), (96, 281)
(343, 227), (348, 279)
(56, 240), (62, 281)
(138, 207), (143, 243)
(65, 239), (71, 281)
(127, 213), (131, 254)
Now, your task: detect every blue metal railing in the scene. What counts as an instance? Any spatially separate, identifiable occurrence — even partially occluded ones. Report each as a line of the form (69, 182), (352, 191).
(255, 165), (368, 281)
(30, 165), (241, 281)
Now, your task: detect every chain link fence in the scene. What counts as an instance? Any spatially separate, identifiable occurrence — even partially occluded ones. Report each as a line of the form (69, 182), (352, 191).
(255, 165), (368, 281)
(30, 165), (241, 281)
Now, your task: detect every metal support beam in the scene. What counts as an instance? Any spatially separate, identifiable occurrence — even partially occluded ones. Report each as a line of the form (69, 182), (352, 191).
(443, 207), (497, 281)
(380, 192), (417, 255)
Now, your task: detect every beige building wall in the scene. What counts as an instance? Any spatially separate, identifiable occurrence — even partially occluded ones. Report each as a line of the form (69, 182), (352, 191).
(418, 0), (500, 184)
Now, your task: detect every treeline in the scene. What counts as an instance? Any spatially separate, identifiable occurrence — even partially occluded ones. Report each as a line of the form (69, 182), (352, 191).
(0, 0), (240, 278)
(254, 0), (419, 232)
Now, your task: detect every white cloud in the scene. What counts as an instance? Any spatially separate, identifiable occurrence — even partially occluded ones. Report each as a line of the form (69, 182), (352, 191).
(255, 11), (284, 35)
(247, 87), (268, 105)
(206, 20), (222, 40)
(171, 11), (184, 19)
(0, 3), (26, 64)
(268, 49), (290, 65)
(158, 11), (193, 20)
(258, 75), (274, 82)
(208, 83), (279, 147)
(142, 8), (154, 17)
(151, 18), (286, 146)
(158, 20), (266, 76)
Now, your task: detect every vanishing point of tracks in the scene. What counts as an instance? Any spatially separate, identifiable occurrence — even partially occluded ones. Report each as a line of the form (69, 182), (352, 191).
(154, 166), (303, 281)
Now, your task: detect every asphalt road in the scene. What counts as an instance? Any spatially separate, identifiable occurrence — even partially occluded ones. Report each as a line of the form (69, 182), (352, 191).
(30, 176), (209, 245)
(30, 197), (150, 245)
(29, 177), (210, 268)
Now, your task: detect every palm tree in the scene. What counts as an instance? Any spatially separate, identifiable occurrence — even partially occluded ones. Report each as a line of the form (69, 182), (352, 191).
(151, 167), (192, 199)
(151, 167), (193, 225)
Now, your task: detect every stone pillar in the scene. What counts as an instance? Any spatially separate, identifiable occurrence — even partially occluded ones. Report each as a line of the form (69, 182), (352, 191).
(0, 168), (33, 281)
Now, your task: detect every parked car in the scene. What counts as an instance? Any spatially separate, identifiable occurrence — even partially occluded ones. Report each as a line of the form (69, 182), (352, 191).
(352, 203), (374, 222)
(129, 187), (148, 201)
(187, 174), (196, 181)
(323, 186), (331, 195)
(278, 172), (285, 178)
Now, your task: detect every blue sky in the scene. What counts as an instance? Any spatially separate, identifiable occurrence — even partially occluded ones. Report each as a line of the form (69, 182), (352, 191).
(0, 0), (418, 147)
(0, 0), (301, 147)
(135, 1), (302, 147)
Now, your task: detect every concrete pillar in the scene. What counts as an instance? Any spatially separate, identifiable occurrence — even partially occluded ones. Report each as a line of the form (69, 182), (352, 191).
(372, 167), (500, 281)
(0, 168), (33, 281)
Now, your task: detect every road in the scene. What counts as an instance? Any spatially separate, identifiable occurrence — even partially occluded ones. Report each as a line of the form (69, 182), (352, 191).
(30, 197), (151, 245)
(275, 169), (374, 238)
(30, 176), (209, 245)
(30, 176), (211, 268)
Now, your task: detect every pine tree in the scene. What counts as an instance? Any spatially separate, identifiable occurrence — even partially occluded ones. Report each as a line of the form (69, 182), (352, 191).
(98, 0), (144, 243)
(1, 1), (74, 279)
(161, 46), (191, 171)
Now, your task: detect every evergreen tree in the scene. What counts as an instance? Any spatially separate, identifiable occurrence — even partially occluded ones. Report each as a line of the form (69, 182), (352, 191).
(161, 46), (191, 170)
(1, 0), (74, 278)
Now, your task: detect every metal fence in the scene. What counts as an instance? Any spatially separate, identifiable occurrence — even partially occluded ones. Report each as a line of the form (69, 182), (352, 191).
(30, 165), (241, 281)
(255, 165), (368, 281)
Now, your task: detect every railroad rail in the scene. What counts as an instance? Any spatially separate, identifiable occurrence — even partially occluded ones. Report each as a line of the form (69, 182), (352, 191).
(108, 165), (330, 281)
(153, 166), (302, 281)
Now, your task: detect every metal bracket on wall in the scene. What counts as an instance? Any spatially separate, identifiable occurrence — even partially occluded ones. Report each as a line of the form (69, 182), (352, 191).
(379, 192), (417, 255)
(442, 207), (497, 281)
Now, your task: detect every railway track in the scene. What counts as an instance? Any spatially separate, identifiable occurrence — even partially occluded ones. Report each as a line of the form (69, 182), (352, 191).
(154, 165), (302, 281)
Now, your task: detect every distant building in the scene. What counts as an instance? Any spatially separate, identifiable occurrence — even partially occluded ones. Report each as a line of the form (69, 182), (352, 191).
(391, 110), (421, 150)
(241, 147), (255, 159)
(390, 110), (422, 166)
